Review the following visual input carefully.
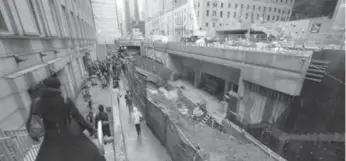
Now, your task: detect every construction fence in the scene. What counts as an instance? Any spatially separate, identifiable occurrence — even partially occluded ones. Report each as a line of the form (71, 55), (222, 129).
(145, 100), (204, 161)
(124, 59), (204, 161)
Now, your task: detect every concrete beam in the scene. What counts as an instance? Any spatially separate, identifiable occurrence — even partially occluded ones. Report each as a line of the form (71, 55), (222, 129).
(145, 43), (313, 96)
(116, 39), (142, 47)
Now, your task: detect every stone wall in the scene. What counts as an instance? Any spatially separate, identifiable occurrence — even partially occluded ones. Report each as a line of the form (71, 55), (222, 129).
(0, 37), (95, 130)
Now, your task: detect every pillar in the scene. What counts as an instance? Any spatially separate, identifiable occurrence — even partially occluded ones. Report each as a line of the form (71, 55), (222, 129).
(224, 81), (230, 96)
(194, 70), (201, 88)
(236, 75), (245, 122)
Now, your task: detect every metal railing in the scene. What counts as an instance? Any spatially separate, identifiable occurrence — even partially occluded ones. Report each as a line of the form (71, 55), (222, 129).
(0, 129), (41, 161)
(0, 120), (113, 161)
(144, 40), (315, 57)
(145, 38), (344, 55)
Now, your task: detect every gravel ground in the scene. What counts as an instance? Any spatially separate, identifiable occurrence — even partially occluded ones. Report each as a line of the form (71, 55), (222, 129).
(148, 91), (277, 161)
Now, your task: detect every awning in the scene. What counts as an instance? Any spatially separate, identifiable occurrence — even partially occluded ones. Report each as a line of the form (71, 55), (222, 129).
(4, 57), (72, 92)
(5, 58), (65, 79)
(5, 64), (46, 79)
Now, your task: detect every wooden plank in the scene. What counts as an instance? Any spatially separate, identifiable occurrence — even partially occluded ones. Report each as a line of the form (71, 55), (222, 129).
(306, 72), (324, 78)
(310, 59), (330, 64)
(307, 68), (326, 73)
(305, 77), (322, 82)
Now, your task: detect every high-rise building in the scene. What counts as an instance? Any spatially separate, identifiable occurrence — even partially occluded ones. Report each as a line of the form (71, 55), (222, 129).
(332, 0), (345, 31)
(133, 0), (140, 21)
(143, 0), (164, 20)
(91, 0), (121, 43)
(0, 0), (96, 129)
(145, 0), (294, 40)
(196, 0), (294, 34)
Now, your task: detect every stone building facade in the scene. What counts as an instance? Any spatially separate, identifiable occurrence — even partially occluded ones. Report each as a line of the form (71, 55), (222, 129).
(0, 0), (97, 130)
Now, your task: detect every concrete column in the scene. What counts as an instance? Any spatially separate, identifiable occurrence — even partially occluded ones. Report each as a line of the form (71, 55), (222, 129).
(236, 75), (246, 121)
(194, 70), (201, 88)
(224, 81), (229, 96)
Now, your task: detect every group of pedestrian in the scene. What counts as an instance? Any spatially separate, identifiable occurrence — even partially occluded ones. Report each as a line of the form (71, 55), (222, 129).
(25, 53), (143, 161)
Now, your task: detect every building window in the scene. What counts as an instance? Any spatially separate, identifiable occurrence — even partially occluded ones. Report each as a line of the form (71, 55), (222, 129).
(212, 23), (215, 27)
(257, 14), (260, 20)
(41, 0), (58, 36)
(274, 8), (277, 12)
(241, 4), (244, 9)
(197, 11), (199, 17)
(213, 10), (216, 16)
(28, 0), (46, 35)
(213, 2), (217, 7)
(235, 4), (238, 9)
(269, 7), (272, 12)
(205, 22), (209, 27)
(263, 6), (267, 12)
(277, 16), (280, 21)
(281, 0), (283, 2)
(198, 2), (200, 7)
(227, 11), (230, 18)
(63, 6), (73, 37)
(0, 11), (8, 32)
(267, 15), (270, 21)
(247, 4), (250, 10)
(14, 0), (39, 35)
(258, 6), (261, 11)
(272, 15), (275, 21)
(220, 11), (223, 17)
(252, 5), (255, 11)
(228, 3), (231, 8)
(245, 13), (248, 19)
(233, 12), (237, 18)
(49, 0), (61, 36)
(220, 23), (222, 26)
(251, 13), (254, 20)
(221, 3), (223, 8)
(0, 0), (13, 33)
(206, 10), (209, 16)
(70, 12), (77, 37)
(207, 1), (210, 7)
(288, 10), (291, 15)
(278, 9), (281, 13)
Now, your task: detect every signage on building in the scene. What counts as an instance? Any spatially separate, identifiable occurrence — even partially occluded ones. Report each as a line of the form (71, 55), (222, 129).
(310, 23), (321, 33)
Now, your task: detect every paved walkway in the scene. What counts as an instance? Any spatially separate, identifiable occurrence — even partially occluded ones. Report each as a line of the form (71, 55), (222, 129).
(75, 75), (172, 161)
(116, 75), (172, 161)
(75, 80), (116, 161)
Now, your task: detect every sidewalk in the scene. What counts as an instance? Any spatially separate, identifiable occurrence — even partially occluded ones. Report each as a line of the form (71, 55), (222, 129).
(116, 75), (172, 161)
(74, 80), (117, 161)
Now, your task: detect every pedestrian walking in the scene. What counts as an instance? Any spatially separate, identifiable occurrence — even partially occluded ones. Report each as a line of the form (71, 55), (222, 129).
(132, 107), (143, 136)
(82, 85), (91, 102)
(86, 111), (95, 137)
(95, 105), (111, 138)
(125, 91), (133, 114)
(26, 77), (105, 161)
